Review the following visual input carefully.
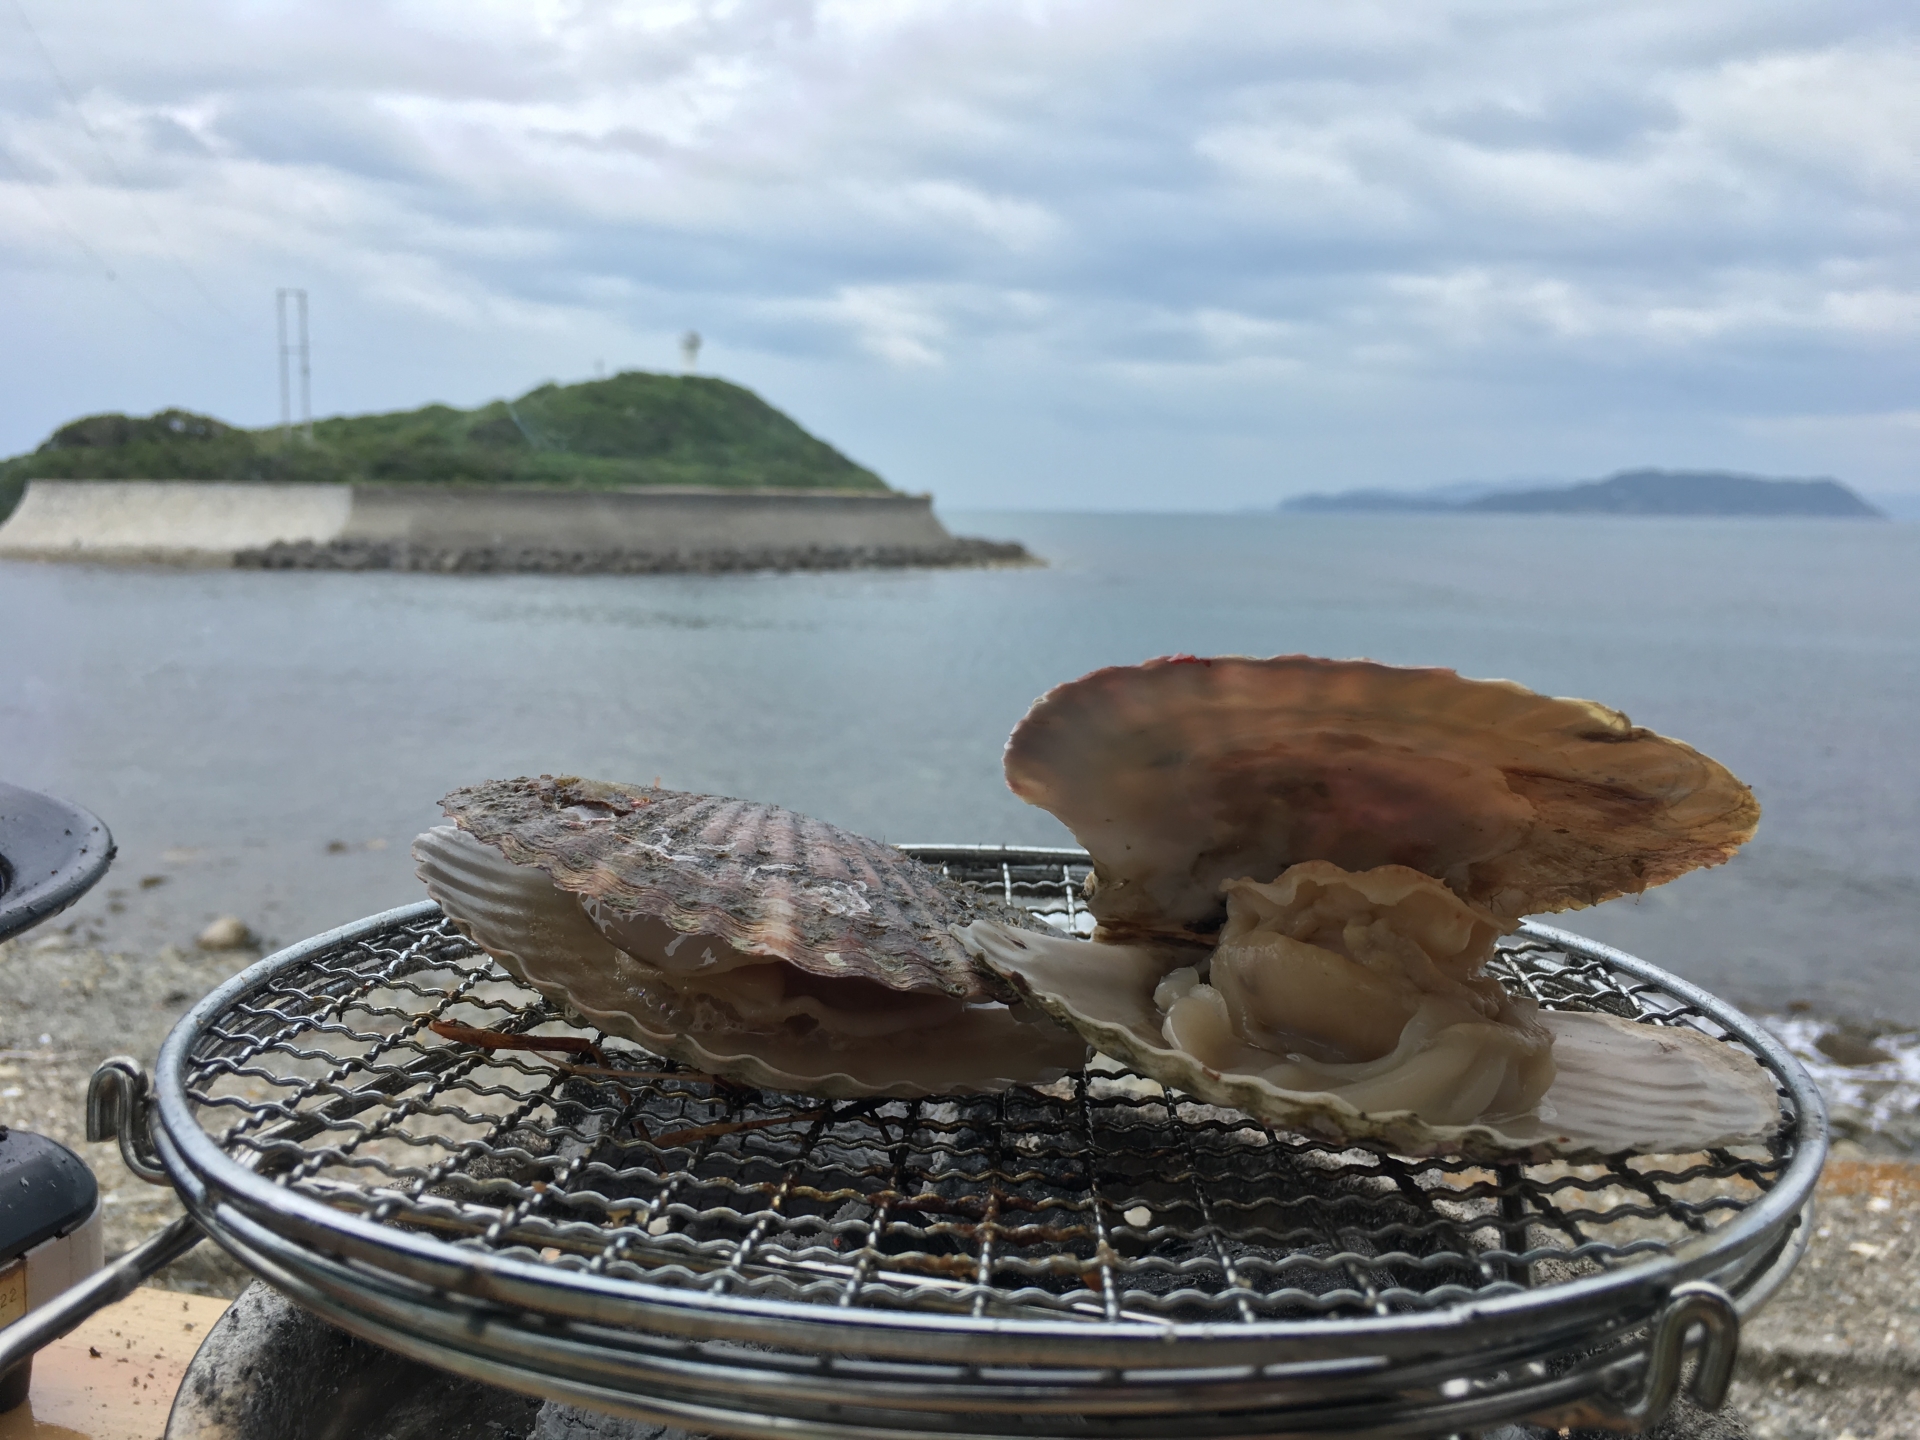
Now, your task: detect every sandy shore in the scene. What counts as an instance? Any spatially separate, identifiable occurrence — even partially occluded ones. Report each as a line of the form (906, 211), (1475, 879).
(0, 935), (261, 1295)
(1730, 1160), (1920, 1439)
(2, 934), (1914, 1437)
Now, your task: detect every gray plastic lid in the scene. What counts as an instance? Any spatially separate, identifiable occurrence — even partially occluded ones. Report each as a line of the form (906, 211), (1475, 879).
(0, 1128), (99, 1264)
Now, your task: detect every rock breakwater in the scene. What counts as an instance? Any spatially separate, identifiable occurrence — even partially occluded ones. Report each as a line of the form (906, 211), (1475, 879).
(234, 535), (1035, 574)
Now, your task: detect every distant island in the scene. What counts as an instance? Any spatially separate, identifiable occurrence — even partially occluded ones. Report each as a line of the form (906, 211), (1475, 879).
(0, 372), (1041, 573)
(0, 371), (887, 523)
(1284, 469), (1887, 519)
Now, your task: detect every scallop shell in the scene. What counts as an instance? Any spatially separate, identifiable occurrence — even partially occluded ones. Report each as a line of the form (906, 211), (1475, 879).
(415, 777), (1089, 1097)
(444, 776), (1003, 997)
(963, 919), (1782, 1161)
(1004, 655), (1760, 941)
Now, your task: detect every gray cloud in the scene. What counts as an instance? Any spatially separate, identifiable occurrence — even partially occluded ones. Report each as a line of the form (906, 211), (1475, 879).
(0, 0), (1914, 506)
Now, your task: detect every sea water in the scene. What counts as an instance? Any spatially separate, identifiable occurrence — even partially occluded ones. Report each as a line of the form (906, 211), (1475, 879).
(3, 510), (1915, 1021)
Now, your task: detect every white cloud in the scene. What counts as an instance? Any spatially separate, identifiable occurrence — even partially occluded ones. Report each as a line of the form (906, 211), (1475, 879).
(1381, 264), (1920, 348)
(886, 181), (1061, 253)
(1677, 45), (1920, 196)
(769, 279), (1070, 368)
(818, 284), (949, 367)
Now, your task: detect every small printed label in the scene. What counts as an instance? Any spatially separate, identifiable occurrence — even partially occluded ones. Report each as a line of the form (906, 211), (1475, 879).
(0, 1260), (25, 1329)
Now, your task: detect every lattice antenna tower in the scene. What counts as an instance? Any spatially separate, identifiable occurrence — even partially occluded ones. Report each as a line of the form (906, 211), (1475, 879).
(277, 289), (312, 442)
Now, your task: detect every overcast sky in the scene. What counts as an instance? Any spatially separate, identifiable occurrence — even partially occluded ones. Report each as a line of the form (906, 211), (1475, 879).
(2, 0), (1914, 508)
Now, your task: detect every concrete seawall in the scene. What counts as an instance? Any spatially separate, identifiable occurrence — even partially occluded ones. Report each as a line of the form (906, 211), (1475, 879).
(0, 481), (1014, 572)
(341, 484), (952, 551)
(0, 481), (353, 562)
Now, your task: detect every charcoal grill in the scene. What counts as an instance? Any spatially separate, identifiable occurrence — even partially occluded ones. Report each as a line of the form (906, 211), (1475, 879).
(10, 846), (1825, 1437)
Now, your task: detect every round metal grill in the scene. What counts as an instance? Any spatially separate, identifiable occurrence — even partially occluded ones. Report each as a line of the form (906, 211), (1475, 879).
(148, 847), (1825, 1438)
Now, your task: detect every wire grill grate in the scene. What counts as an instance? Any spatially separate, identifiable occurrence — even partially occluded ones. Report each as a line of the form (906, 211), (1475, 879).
(179, 852), (1796, 1330)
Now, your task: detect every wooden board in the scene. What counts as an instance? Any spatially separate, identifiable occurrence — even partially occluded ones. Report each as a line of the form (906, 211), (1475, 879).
(0, 1287), (230, 1440)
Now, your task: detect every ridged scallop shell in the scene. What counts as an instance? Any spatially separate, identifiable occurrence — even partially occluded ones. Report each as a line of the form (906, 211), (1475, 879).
(415, 778), (1089, 1097)
(1004, 655), (1760, 940)
(963, 920), (1781, 1160)
(444, 776), (1002, 997)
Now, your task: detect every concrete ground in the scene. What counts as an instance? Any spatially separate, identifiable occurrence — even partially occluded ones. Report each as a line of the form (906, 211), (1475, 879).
(2, 935), (1914, 1437)
(1728, 1158), (1920, 1440)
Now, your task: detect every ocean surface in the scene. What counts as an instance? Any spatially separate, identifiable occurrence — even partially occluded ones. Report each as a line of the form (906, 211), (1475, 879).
(3, 511), (1916, 1023)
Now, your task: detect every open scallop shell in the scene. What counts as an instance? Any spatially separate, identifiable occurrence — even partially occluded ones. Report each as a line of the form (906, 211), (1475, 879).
(415, 778), (1088, 1097)
(1003, 655), (1760, 941)
(963, 920), (1781, 1161)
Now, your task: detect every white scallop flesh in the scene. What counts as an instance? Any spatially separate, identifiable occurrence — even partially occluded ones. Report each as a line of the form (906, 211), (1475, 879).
(1151, 862), (1556, 1127)
(963, 884), (1781, 1158)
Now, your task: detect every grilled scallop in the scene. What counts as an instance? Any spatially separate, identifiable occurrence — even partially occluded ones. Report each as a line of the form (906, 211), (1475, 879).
(415, 776), (1087, 1097)
(969, 656), (1775, 1157)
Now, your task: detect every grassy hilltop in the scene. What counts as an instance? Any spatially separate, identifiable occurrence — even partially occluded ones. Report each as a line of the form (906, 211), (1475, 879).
(0, 372), (889, 520)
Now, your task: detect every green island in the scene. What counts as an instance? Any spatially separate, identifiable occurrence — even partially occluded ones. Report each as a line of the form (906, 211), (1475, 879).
(0, 371), (888, 522)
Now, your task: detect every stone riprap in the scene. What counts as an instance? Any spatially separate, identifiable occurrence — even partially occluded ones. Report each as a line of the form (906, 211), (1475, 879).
(235, 535), (1032, 574)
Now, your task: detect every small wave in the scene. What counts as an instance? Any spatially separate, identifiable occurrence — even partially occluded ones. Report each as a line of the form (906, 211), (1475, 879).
(1763, 1015), (1920, 1155)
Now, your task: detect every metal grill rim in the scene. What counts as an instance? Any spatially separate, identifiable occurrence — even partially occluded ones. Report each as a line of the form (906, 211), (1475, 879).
(148, 853), (1825, 1373)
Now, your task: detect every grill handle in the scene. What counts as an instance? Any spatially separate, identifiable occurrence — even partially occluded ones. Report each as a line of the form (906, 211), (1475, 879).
(87, 1056), (170, 1184)
(1631, 1280), (1741, 1423)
